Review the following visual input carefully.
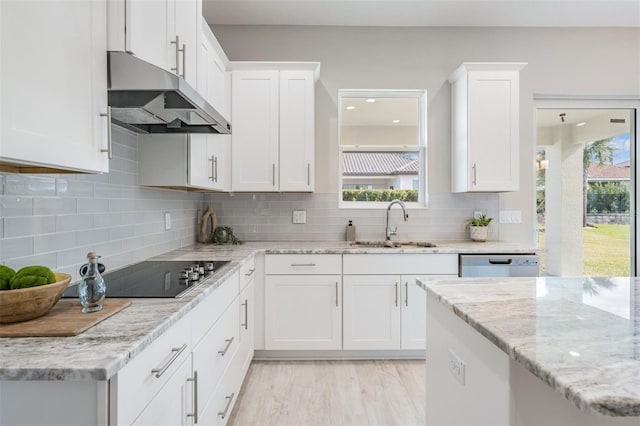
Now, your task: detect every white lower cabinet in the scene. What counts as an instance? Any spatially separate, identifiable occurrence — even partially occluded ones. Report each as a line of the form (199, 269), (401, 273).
(132, 355), (195, 426)
(265, 275), (342, 350)
(343, 275), (401, 350)
(343, 254), (458, 351)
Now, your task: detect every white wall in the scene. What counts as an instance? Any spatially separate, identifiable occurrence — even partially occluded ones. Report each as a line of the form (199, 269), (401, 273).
(211, 25), (640, 245)
(341, 125), (418, 146)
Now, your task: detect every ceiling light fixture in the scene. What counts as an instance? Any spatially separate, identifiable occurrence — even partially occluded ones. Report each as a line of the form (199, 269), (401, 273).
(576, 122), (586, 127)
(392, 119), (400, 124)
(365, 98), (376, 103)
(346, 106), (355, 110)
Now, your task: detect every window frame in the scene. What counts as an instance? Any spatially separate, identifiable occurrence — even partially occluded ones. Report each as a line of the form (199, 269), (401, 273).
(338, 89), (428, 209)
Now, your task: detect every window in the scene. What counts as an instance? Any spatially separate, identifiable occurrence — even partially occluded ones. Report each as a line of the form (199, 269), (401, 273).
(338, 90), (427, 207)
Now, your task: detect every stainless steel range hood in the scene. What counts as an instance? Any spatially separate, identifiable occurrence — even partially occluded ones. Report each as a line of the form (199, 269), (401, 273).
(107, 51), (231, 134)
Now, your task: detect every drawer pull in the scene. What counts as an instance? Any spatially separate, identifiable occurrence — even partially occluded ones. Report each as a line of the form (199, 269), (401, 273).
(186, 370), (198, 423)
(290, 263), (316, 267)
(241, 299), (249, 330)
(218, 392), (235, 419)
(151, 344), (187, 378)
(245, 268), (255, 277)
(218, 337), (235, 356)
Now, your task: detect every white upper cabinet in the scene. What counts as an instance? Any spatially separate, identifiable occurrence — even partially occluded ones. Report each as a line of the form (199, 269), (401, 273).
(200, 20), (231, 121)
(231, 70), (281, 191)
(449, 63), (526, 192)
(0, 0), (109, 173)
(109, 0), (201, 87)
(231, 64), (319, 192)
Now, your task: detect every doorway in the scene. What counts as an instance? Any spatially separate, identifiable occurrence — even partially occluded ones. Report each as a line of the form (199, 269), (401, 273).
(536, 106), (636, 276)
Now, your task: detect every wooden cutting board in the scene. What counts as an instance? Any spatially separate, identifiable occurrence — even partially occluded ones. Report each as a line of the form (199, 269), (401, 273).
(0, 299), (132, 337)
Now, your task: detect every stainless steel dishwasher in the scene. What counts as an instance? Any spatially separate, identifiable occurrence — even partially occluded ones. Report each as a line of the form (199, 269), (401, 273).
(459, 254), (540, 277)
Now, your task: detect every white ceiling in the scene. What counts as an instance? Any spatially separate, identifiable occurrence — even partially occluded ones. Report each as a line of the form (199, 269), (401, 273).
(202, 0), (640, 27)
(536, 109), (627, 127)
(341, 97), (419, 126)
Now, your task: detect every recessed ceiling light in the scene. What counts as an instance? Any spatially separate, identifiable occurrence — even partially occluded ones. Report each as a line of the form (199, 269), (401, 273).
(392, 119), (400, 124)
(346, 106), (356, 110)
(576, 122), (586, 127)
(365, 98), (376, 103)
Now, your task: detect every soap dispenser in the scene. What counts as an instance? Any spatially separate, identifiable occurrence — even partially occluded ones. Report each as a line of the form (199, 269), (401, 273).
(346, 220), (356, 242)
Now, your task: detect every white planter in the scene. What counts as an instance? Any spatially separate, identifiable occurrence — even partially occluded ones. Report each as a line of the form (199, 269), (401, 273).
(469, 226), (489, 242)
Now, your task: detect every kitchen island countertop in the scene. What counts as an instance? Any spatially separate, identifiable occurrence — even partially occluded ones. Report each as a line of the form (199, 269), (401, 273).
(418, 275), (640, 417)
(0, 240), (534, 381)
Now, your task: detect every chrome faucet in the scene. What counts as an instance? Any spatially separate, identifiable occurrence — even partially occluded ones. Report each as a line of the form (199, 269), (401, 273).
(385, 199), (409, 241)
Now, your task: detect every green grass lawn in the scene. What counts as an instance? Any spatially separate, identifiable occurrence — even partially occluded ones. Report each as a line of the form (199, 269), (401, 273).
(583, 224), (630, 276)
(538, 224), (630, 276)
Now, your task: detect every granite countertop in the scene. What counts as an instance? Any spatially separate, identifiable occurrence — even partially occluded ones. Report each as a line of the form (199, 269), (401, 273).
(0, 240), (534, 382)
(417, 276), (640, 417)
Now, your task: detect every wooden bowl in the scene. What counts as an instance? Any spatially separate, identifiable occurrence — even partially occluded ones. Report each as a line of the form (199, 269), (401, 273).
(0, 273), (71, 324)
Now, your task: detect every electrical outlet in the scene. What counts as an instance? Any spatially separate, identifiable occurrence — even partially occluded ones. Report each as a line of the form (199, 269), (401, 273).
(473, 210), (484, 219)
(292, 210), (307, 224)
(165, 212), (172, 230)
(449, 349), (465, 385)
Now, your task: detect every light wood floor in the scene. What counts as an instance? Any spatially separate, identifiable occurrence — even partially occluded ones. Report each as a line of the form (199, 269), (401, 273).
(228, 360), (425, 426)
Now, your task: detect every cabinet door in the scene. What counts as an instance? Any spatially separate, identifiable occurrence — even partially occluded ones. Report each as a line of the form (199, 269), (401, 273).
(400, 274), (427, 350)
(467, 70), (519, 191)
(172, 0), (200, 86)
(343, 275), (401, 350)
(201, 25), (230, 121)
(231, 70), (280, 191)
(126, 0), (171, 73)
(265, 275), (342, 350)
(132, 355), (194, 426)
(0, 0), (109, 173)
(279, 70), (315, 192)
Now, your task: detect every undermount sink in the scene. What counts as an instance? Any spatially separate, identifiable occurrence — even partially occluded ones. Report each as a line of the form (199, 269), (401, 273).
(349, 240), (436, 248)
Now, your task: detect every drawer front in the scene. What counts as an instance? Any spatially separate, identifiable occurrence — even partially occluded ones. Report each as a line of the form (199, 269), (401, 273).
(193, 297), (240, 418)
(343, 253), (458, 275)
(239, 255), (256, 291)
(265, 254), (342, 275)
(191, 271), (240, 347)
(116, 315), (191, 426)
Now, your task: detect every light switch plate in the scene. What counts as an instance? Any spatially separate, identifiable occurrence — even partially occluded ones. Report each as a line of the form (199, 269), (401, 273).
(499, 210), (522, 224)
(292, 210), (307, 224)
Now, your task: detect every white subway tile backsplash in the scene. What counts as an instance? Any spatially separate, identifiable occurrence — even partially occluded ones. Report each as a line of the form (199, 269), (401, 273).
(0, 196), (33, 216)
(4, 216), (56, 238)
(4, 175), (56, 196)
(56, 179), (94, 198)
(56, 214), (94, 233)
(34, 232), (76, 255)
(33, 197), (77, 216)
(1, 236), (34, 259)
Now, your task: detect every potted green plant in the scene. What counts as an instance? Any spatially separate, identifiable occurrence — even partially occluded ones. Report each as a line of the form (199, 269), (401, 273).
(468, 215), (492, 242)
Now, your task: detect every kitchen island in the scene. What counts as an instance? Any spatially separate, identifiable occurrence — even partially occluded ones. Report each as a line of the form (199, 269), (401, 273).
(418, 276), (640, 425)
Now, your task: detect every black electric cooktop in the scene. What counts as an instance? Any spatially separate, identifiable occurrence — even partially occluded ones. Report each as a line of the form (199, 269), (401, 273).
(62, 260), (231, 299)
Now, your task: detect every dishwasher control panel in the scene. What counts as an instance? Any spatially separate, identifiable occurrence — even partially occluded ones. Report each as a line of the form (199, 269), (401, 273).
(459, 254), (540, 277)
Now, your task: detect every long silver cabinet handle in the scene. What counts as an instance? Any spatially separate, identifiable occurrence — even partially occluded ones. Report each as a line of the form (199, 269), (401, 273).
(218, 393), (235, 419)
(209, 156), (215, 180)
(335, 282), (339, 307)
(181, 43), (186, 79)
(290, 263), (316, 267)
(244, 268), (255, 277)
(307, 163), (310, 186)
(151, 344), (187, 378)
(272, 163), (276, 186)
(99, 107), (113, 159)
(472, 163), (477, 185)
(170, 36), (180, 75)
(218, 337), (234, 356)
(214, 156), (218, 182)
(395, 282), (398, 307)
(186, 370), (198, 423)
(405, 282), (409, 306)
(241, 299), (248, 330)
